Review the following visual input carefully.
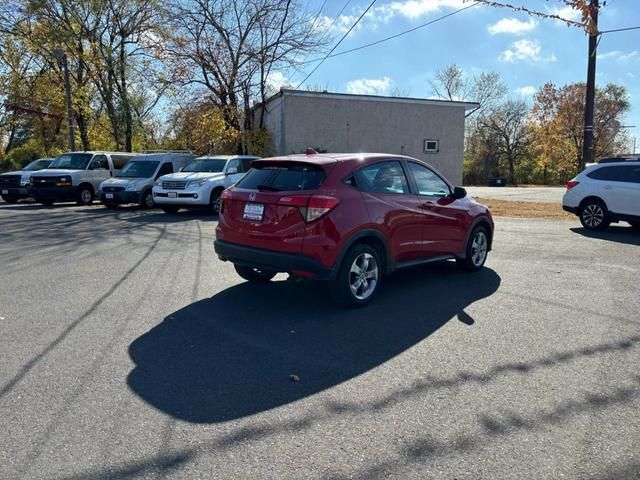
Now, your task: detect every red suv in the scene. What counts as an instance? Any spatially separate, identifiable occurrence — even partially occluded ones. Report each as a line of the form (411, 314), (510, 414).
(214, 153), (493, 306)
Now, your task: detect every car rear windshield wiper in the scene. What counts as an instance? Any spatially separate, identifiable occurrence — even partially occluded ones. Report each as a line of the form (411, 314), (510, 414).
(256, 184), (282, 192)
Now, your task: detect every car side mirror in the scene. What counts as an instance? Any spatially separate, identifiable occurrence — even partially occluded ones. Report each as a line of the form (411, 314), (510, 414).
(452, 186), (467, 199)
(226, 167), (238, 175)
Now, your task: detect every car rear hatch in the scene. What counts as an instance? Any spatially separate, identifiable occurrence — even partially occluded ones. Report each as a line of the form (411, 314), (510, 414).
(220, 159), (336, 254)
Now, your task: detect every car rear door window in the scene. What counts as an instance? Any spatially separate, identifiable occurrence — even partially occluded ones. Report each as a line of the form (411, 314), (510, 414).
(626, 166), (640, 183)
(353, 161), (410, 195)
(236, 163), (326, 191)
(406, 162), (451, 196)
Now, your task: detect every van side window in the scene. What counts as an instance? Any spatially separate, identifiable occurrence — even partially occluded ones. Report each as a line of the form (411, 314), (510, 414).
(89, 155), (108, 170)
(156, 162), (173, 179)
(240, 158), (254, 172)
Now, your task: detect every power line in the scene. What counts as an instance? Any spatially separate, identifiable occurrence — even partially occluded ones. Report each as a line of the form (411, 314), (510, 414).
(325, 0), (353, 32)
(299, 2), (479, 66)
(295, 0), (378, 89)
(599, 25), (640, 34)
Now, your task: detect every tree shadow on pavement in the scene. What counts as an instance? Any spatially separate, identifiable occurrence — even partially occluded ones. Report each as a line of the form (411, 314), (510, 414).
(570, 226), (640, 246)
(127, 263), (501, 423)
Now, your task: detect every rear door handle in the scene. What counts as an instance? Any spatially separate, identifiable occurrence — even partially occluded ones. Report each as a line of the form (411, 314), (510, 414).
(420, 202), (435, 209)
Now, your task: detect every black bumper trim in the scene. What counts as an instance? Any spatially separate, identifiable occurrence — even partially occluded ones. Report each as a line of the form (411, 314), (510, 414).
(0, 187), (29, 198)
(29, 186), (79, 201)
(563, 205), (578, 214)
(214, 240), (334, 280)
(100, 191), (142, 205)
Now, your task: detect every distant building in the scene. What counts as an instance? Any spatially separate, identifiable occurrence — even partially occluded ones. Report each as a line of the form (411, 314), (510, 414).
(255, 89), (478, 184)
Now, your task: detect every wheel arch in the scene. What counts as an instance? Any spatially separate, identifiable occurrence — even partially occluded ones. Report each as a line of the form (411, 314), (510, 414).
(77, 182), (94, 193)
(462, 216), (494, 258)
(578, 195), (607, 212)
(332, 228), (392, 277)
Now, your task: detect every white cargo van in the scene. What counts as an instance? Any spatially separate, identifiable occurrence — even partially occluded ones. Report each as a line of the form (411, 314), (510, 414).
(29, 151), (136, 206)
(99, 152), (195, 209)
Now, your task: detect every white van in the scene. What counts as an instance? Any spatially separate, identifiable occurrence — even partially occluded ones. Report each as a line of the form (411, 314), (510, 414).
(29, 151), (137, 206)
(152, 155), (259, 214)
(99, 151), (195, 209)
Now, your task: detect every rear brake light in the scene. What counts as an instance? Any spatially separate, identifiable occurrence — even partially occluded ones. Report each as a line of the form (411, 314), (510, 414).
(566, 180), (580, 190)
(278, 194), (339, 223)
(220, 190), (232, 214)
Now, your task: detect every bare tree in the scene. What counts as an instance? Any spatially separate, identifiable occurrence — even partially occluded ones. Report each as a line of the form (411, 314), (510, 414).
(430, 64), (507, 117)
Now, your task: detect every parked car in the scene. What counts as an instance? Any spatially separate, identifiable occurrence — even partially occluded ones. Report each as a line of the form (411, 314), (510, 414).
(152, 155), (259, 214)
(214, 152), (494, 307)
(563, 158), (640, 231)
(99, 151), (195, 209)
(29, 151), (137, 206)
(0, 158), (53, 203)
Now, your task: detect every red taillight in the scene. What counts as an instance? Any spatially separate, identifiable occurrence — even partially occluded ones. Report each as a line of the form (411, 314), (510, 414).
(566, 180), (580, 190)
(220, 189), (232, 214)
(278, 194), (339, 223)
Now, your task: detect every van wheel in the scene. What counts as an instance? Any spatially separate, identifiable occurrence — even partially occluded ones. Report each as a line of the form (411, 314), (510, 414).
(330, 244), (381, 308)
(457, 226), (489, 271)
(210, 189), (223, 214)
(77, 185), (94, 206)
(1, 195), (19, 204)
(234, 265), (276, 282)
(580, 199), (610, 231)
(140, 189), (154, 209)
(161, 205), (179, 214)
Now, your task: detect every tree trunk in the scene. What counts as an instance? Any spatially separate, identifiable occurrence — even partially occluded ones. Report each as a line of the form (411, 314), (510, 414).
(75, 111), (90, 151)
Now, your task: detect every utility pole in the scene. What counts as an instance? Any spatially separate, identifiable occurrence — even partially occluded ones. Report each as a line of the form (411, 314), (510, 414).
(581, 0), (599, 169)
(53, 49), (76, 151)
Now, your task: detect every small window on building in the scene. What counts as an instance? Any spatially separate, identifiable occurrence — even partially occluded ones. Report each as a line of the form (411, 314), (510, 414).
(424, 139), (439, 153)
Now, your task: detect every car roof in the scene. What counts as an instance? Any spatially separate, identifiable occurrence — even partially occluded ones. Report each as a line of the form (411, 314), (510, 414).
(195, 155), (260, 160)
(254, 152), (413, 166)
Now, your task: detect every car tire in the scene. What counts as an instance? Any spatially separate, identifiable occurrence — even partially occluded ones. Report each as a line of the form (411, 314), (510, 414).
(234, 264), (277, 283)
(457, 225), (490, 272)
(579, 199), (610, 231)
(76, 185), (94, 206)
(330, 243), (382, 308)
(210, 188), (223, 214)
(161, 205), (180, 214)
(140, 189), (154, 209)
(1, 195), (19, 204)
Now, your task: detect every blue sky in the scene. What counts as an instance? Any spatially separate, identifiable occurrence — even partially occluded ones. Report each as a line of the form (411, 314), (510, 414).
(276, 0), (640, 149)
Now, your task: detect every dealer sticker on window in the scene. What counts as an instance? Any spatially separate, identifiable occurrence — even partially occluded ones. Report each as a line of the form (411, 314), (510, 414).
(243, 203), (264, 221)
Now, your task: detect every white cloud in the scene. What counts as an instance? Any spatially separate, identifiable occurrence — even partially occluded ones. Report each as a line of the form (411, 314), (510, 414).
(346, 76), (393, 95)
(547, 6), (583, 24)
(499, 39), (557, 63)
(515, 86), (536, 96)
(597, 50), (639, 61)
(376, 0), (466, 20)
(314, 14), (361, 34)
(266, 72), (287, 90)
(488, 18), (537, 35)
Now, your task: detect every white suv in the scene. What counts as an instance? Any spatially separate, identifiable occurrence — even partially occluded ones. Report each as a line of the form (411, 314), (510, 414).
(152, 155), (259, 214)
(563, 158), (640, 230)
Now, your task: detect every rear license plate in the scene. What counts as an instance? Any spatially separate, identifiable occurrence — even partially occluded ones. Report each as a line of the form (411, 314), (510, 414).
(243, 203), (264, 221)
(168, 192), (177, 198)
(1, 190), (7, 195)
(105, 193), (114, 199)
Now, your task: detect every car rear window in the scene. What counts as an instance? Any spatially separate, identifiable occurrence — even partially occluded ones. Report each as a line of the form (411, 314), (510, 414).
(236, 163), (326, 192)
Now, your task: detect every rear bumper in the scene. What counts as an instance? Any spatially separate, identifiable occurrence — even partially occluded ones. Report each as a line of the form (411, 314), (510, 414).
(0, 187), (29, 198)
(29, 186), (78, 201)
(214, 240), (334, 280)
(101, 191), (142, 205)
(562, 205), (578, 214)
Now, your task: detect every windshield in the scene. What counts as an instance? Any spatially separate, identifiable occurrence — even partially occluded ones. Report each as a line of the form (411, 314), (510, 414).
(48, 153), (93, 170)
(182, 158), (226, 173)
(22, 159), (52, 171)
(116, 161), (160, 178)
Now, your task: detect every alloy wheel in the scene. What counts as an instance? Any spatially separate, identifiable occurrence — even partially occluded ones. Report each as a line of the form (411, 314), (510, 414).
(582, 204), (604, 228)
(471, 231), (488, 267)
(349, 252), (379, 301)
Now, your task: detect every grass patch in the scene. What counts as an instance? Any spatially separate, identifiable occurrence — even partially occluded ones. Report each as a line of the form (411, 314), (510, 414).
(474, 197), (574, 220)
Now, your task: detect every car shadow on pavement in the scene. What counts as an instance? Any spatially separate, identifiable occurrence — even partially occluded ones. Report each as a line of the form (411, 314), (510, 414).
(570, 226), (640, 246)
(127, 263), (501, 423)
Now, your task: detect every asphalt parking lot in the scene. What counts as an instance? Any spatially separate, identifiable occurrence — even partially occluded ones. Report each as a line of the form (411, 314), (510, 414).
(465, 186), (565, 203)
(1, 202), (639, 480)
